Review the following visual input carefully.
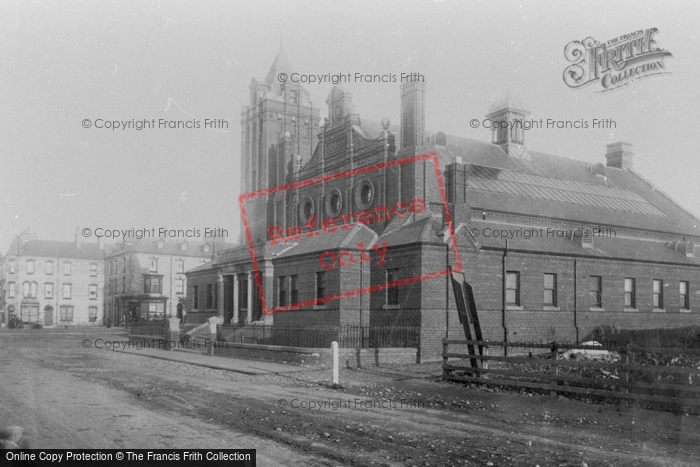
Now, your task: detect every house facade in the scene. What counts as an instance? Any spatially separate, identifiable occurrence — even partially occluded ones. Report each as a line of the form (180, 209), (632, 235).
(0, 229), (106, 327)
(186, 50), (700, 361)
(103, 237), (220, 325)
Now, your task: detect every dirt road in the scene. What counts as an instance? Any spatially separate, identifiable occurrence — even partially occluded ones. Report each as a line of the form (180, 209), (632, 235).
(1, 329), (699, 466)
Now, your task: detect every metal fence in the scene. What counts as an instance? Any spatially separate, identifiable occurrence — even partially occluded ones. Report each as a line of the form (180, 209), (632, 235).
(217, 324), (419, 349)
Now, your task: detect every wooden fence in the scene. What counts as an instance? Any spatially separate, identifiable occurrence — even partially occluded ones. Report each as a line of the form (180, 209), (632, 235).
(443, 339), (700, 408)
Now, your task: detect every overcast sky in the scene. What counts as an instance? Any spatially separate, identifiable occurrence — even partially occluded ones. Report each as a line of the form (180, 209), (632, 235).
(1, 0), (699, 252)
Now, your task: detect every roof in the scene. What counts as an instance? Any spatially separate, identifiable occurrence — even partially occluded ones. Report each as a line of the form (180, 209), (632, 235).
(487, 91), (529, 116)
(5, 238), (106, 261)
(437, 135), (700, 237)
(264, 45), (294, 95)
(105, 237), (229, 259)
(275, 223), (378, 259)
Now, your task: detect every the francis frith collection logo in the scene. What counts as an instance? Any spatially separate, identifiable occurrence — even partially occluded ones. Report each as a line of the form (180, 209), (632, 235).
(563, 28), (672, 92)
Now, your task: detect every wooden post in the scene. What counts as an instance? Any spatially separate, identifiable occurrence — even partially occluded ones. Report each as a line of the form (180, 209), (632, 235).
(442, 339), (448, 379)
(621, 351), (630, 394)
(482, 346), (489, 371)
(331, 341), (339, 386)
(550, 342), (559, 397)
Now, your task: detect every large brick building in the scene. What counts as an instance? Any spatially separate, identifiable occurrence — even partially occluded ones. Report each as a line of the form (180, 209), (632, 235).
(186, 49), (700, 360)
(0, 229), (106, 327)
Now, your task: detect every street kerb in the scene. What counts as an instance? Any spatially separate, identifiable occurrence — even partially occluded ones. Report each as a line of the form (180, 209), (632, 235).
(238, 152), (463, 315)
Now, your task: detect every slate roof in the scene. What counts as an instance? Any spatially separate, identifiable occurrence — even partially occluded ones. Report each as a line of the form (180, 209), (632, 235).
(106, 237), (230, 259)
(275, 223), (378, 259)
(436, 135), (700, 237)
(5, 238), (106, 261)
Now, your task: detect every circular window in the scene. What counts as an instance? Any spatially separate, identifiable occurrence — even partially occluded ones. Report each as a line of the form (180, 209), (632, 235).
(300, 197), (315, 223)
(355, 180), (374, 210)
(325, 189), (343, 218)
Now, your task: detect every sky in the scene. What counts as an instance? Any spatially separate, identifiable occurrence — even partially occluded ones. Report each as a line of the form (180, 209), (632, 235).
(1, 0), (699, 253)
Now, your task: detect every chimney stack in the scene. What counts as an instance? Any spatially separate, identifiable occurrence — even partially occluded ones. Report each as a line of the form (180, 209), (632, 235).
(444, 161), (471, 228)
(605, 141), (633, 169)
(399, 80), (426, 155)
(98, 236), (105, 250)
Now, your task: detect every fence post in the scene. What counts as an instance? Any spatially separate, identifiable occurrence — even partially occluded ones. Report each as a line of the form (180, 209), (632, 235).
(550, 342), (559, 397)
(206, 316), (222, 356)
(482, 346), (489, 371)
(621, 350), (630, 394)
(331, 341), (339, 387)
(166, 317), (181, 352)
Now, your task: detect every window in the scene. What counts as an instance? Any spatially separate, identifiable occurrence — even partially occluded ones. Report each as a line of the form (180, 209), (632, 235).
(506, 272), (520, 306)
(203, 244), (210, 253)
(23, 282), (37, 298)
(181, 242), (188, 251)
(386, 268), (400, 306)
(316, 271), (326, 303)
(149, 258), (158, 273)
(590, 276), (602, 308)
(9, 260), (16, 274)
(544, 273), (557, 306)
(624, 278), (636, 308)
(290, 275), (299, 305)
(62, 284), (72, 299)
(89, 284), (97, 300)
(289, 89), (298, 104)
(278, 276), (287, 307)
(680, 281), (690, 309)
(176, 278), (184, 294)
(121, 278), (126, 293)
(206, 284), (214, 309)
(45, 283), (53, 299)
(143, 276), (162, 294)
(193, 285), (199, 310)
(88, 306), (97, 322)
(59, 305), (74, 322)
(26, 260), (34, 274)
(176, 259), (185, 273)
(213, 283), (218, 309)
(8, 282), (15, 298)
(122, 258), (126, 273)
(46, 261), (54, 275)
(63, 262), (71, 276)
(653, 280), (663, 308)
(90, 263), (97, 277)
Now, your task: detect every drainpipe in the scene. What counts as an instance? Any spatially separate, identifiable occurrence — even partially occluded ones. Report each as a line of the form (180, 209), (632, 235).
(502, 239), (508, 357)
(574, 258), (579, 343)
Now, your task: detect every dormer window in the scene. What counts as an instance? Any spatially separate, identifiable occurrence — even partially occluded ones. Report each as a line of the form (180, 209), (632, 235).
(203, 244), (210, 253)
(181, 241), (188, 251)
(157, 239), (164, 249)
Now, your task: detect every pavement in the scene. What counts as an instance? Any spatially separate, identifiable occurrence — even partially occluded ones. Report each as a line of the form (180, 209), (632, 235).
(111, 344), (309, 375)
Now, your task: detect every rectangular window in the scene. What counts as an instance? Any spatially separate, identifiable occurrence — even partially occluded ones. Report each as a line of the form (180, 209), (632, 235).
(290, 275), (299, 305)
(89, 284), (97, 300)
(45, 283), (53, 298)
(122, 258), (126, 273)
(680, 281), (690, 309)
(23, 282), (37, 298)
(88, 306), (97, 322)
(653, 280), (663, 308)
(63, 262), (71, 276)
(59, 305), (74, 322)
(26, 260), (34, 274)
(624, 278), (636, 308)
(193, 285), (199, 310)
(176, 260), (185, 273)
(590, 276), (602, 308)
(9, 260), (16, 274)
(8, 282), (15, 298)
(176, 278), (184, 294)
(213, 283), (218, 309)
(46, 261), (53, 275)
(544, 273), (557, 306)
(90, 263), (97, 277)
(63, 284), (72, 299)
(506, 271), (520, 306)
(278, 276), (287, 307)
(206, 284), (214, 309)
(143, 276), (162, 294)
(316, 271), (326, 303)
(149, 258), (158, 273)
(121, 278), (126, 293)
(386, 268), (400, 306)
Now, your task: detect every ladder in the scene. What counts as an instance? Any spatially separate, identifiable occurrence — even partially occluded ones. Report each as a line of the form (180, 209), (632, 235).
(450, 267), (484, 370)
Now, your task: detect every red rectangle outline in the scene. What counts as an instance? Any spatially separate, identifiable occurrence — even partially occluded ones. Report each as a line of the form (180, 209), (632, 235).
(238, 152), (463, 315)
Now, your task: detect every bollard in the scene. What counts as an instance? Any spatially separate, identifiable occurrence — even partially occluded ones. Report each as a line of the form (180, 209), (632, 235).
(331, 341), (339, 387)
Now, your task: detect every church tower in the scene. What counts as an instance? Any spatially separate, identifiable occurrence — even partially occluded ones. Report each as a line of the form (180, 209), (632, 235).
(239, 46), (321, 243)
(486, 91), (531, 160)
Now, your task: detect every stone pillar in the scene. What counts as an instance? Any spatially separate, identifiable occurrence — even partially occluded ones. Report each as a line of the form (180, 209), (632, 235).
(217, 273), (224, 319)
(206, 316), (223, 356)
(232, 274), (239, 325)
(246, 271), (253, 324)
(166, 317), (181, 351)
